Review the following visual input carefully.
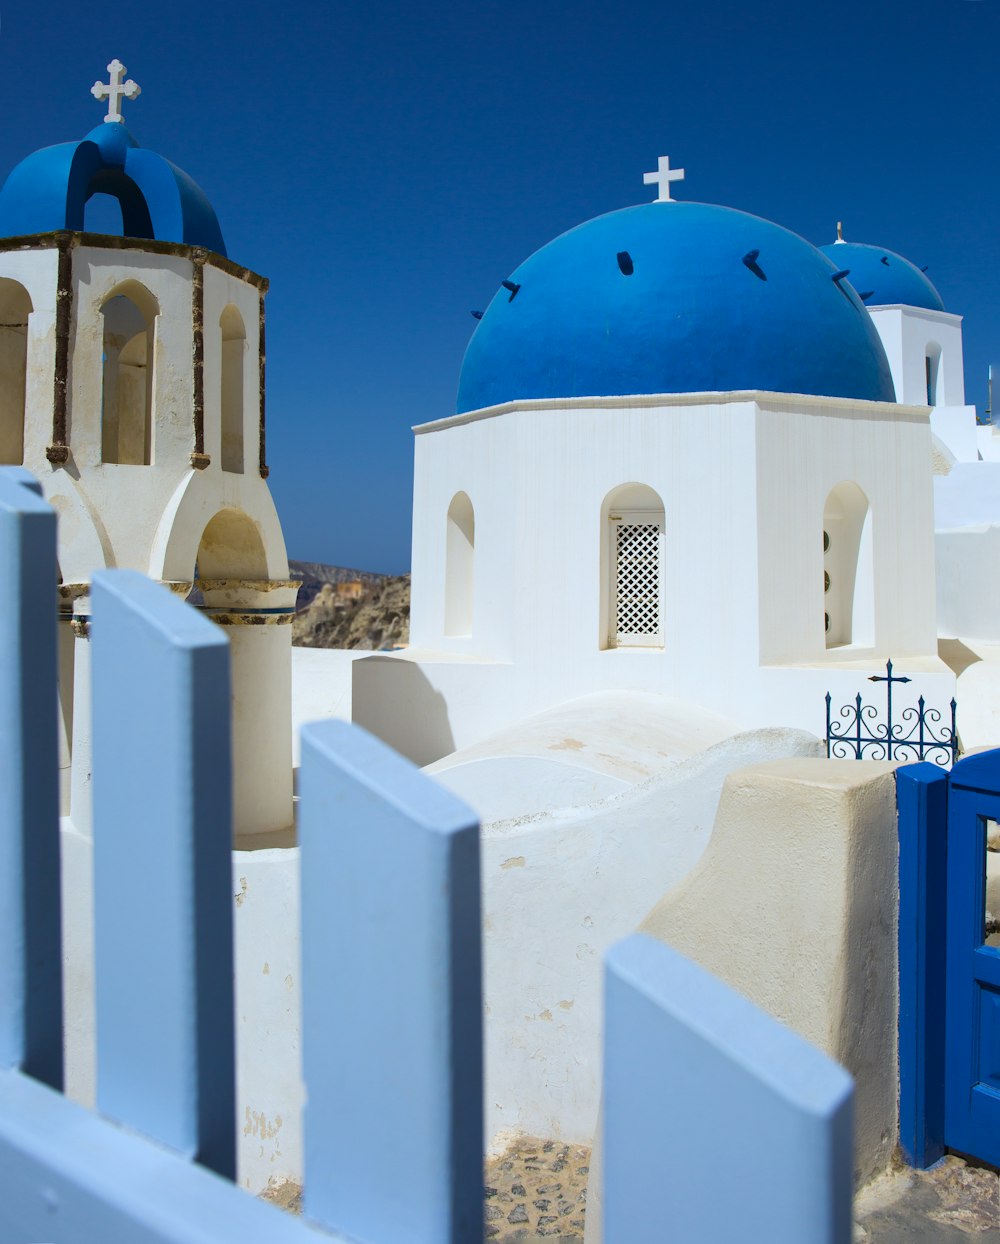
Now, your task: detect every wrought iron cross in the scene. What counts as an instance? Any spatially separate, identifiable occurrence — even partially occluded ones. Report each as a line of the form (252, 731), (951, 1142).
(868, 660), (911, 688)
(643, 155), (685, 203)
(91, 60), (141, 125)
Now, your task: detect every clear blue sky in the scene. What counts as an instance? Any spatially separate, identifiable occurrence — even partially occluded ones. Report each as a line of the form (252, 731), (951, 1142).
(2, 0), (997, 572)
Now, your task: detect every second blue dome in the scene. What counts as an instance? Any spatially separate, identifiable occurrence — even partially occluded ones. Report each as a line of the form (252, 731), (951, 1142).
(458, 202), (896, 413)
(817, 241), (943, 312)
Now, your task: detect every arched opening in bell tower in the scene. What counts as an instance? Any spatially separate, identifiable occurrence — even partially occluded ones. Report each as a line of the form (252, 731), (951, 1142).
(100, 282), (157, 465)
(0, 279), (31, 464)
(220, 305), (246, 474)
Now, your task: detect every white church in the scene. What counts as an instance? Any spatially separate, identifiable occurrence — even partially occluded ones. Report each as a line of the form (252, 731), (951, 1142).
(6, 62), (1000, 1208)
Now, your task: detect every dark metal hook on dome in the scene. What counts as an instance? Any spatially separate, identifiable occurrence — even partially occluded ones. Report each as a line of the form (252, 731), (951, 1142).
(859, 291), (874, 301)
(742, 249), (766, 280)
(880, 256), (890, 265)
(501, 279), (521, 302)
(831, 269), (851, 283)
(617, 251), (634, 276)
(471, 310), (483, 320)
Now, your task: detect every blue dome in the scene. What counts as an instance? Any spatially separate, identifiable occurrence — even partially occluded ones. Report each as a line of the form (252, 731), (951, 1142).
(458, 202), (896, 413)
(0, 122), (226, 256)
(817, 241), (943, 312)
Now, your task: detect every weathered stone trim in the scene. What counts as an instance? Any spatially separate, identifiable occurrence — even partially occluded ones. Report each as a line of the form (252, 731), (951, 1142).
(258, 289), (269, 479)
(196, 578), (298, 593)
(205, 611), (294, 627)
(0, 230), (269, 290)
(46, 232), (76, 465)
(192, 251), (206, 460)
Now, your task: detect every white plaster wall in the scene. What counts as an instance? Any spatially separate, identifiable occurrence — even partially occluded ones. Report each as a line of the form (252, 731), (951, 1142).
(290, 646), (366, 767)
(931, 405), (979, 463)
(977, 423), (1000, 463)
(936, 525), (1000, 641)
(426, 690), (738, 822)
(953, 643), (1000, 750)
(365, 392), (950, 763)
(935, 461), (1000, 530)
(934, 463), (1000, 641)
(410, 413), (517, 659)
(354, 645), (956, 767)
(868, 305), (966, 406)
(232, 845), (303, 1193)
(61, 819), (96, 1109)
(476, 725), (824, 1148)
(755, 398), (938, 663)
(636, 759), (900, 1186)
(0, 248), (60, 468)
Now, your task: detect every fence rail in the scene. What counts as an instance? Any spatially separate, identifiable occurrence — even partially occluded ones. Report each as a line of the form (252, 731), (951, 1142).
(826, 660), (959, 766)
(0, 469), (854, 1243)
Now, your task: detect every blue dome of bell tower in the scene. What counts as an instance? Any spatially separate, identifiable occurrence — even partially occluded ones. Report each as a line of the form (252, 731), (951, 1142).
(0, 60), (226, 255)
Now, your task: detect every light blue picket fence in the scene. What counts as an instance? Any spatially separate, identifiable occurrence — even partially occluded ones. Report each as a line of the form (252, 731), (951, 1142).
(0, 468), (855, 1243)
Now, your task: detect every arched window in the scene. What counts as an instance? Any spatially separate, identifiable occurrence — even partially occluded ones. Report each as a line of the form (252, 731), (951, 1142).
(100, 283), (157, 465)
(601, 483), (665, 649)
(220, 305), (245, 474)
(0, 280), (31, 464)
(925, 343), (942, 406)
(823, 482), (874, 649)
(444, 492), (474, 636)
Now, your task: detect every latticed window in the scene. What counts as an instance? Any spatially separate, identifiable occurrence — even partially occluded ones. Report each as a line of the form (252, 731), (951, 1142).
(609, 510), (664, 648)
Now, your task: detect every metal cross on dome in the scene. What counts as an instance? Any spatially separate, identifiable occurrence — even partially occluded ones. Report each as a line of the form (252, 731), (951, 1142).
(643, 154), (685, 203)
(91, 59), (141, 124)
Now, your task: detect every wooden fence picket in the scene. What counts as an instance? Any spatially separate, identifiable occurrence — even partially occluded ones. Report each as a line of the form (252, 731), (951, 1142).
(0, 472), (859, 1243)
(299, 719), (483, 1243)
(0, 468), (62, 1089)
(91, 569), (236, 1178)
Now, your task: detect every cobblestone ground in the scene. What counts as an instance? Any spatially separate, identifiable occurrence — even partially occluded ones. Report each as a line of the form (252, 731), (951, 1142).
(262, 1142), (1000, 1241)
(483, 1137), (589, 1241)
(259, 1135), (589, 1241)
(855, 1156), (1000, 1242)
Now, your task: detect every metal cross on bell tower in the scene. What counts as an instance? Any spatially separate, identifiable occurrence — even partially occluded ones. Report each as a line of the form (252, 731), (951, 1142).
(643, 155), (685, 203)
(91, 59), (141, 125)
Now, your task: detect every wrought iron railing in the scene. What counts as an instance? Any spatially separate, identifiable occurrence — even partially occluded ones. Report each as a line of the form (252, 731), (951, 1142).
(826, 660), (958, 766)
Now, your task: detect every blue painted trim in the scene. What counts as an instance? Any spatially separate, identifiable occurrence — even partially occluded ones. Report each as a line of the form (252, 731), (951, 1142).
(0, 470), (62, 1090)
(896, 763), (948, 1168)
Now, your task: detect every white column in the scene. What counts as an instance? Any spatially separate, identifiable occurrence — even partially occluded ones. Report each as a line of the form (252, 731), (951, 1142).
(68, 602), (93, 840)
(200, 580), (296, 840)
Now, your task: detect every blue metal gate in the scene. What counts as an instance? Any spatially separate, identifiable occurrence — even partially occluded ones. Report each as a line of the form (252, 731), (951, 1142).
(944, 752), (1000, 1164)
(898, 751), (1000, 1169)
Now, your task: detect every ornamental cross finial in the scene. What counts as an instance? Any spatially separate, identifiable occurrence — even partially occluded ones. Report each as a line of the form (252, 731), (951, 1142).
(643, 154), (685, 203)
(91, 59), (141, 124)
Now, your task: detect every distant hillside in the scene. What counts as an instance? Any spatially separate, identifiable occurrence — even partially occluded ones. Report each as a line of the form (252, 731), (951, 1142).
(291, 561), (410, 649)
(289, 559), (389, 610)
